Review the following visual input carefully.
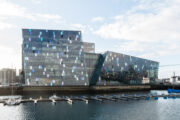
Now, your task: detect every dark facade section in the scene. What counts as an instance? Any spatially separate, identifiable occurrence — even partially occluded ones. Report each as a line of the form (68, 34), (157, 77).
(90, 53), (107, 85)
(96, 51), (159, 85)
(84, 53), (100, 83)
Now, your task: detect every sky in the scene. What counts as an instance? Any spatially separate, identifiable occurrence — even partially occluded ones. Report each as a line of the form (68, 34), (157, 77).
(0, 0), (180, 78)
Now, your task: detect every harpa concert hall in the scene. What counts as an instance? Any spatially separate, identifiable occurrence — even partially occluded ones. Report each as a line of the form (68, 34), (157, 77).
(22, 29), (159, 86)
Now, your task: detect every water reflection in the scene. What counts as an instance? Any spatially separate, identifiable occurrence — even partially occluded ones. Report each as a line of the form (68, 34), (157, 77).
(0, 91), (179, 120)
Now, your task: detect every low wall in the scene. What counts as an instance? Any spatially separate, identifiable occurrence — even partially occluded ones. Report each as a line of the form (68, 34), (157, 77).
(22, 86), (90, 94)
(0, 85), (150, 95)
(0, 85), (180, 95)
(151, 85), (180, 90)
(90, 85), (151, 93)
(0, 86), (22, 95)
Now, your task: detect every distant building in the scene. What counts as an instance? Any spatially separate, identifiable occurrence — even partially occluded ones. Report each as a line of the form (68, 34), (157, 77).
(170, 76), (180, 85)
(142, 77), (150, 84)
(157, 78), (170, 84)
(157, 74), (180, 85)
(22, 29), (159, 86)
(0, 68), (16, 85)
(18, 69), (24, 84)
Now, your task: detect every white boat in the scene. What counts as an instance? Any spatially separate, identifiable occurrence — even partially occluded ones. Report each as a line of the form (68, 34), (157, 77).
(4, 98), (21, 106)
(34, 99), (38, 104)
(49, 94), (60, 100)
(51, 99), (56, 104)
(3, 79), (22, 106)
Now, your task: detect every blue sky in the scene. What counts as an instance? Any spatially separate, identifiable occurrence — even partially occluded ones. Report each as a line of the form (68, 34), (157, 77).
(0, 0), (180, 78)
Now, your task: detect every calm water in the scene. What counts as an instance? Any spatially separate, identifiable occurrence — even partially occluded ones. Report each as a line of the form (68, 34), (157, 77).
(0, 91), (180, 120)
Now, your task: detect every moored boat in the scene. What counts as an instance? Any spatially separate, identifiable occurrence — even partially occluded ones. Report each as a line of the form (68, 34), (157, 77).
(4, 98), (21, 106)
(168, 89), (180, 93)
(49, 94), (60, 100)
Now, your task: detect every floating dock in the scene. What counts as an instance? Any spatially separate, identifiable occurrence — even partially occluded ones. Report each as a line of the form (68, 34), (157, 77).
(1, 93), (180, 105)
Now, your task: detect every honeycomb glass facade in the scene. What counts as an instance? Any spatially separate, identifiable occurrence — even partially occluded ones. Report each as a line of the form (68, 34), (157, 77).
(96, 51), (159, 85)
(22, 29), (89, 86)
(22, 29), (159, 86)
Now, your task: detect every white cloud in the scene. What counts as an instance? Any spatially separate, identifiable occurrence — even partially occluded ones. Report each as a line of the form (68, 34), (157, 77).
(0, 0), (64, 69)
(130, 0), (170, 13)
(93, 0), (180, 78)
(69, 24), (86, 33)
(0, 46), (21, 69)
(36, 14), (61, 20)
(0, 20), (15, 29)
(70, 24), (96, 34)
(159, 66), (180, 78)
(92, 17), (104, 22)
(114, 41), (147, 52)
(94, 0), (180, 58)
(87, 25), (94, 31)
(0, 1), (25, 17)
(30, 0), (42, 4)
(0, 1), (63, 24)
(71, 24), (84, 30)
(26, 13), (62, 22)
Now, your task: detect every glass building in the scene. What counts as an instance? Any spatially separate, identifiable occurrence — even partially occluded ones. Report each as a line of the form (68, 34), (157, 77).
(90, 51), (159, 85)
(22, 29), (159, 86)
(84, 53), (100, 81)
(82, 42), (95, 53)
(22, 29), (89, 86)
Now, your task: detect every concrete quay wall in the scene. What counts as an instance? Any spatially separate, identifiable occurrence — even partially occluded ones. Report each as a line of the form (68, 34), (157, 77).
(0, 85), (180, 95)
(0, 85), (151, 95)
(90, 85), (151, 93)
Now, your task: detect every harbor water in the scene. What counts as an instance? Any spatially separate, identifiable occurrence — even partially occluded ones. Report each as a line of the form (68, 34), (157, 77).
(0, 90), (180, 120)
